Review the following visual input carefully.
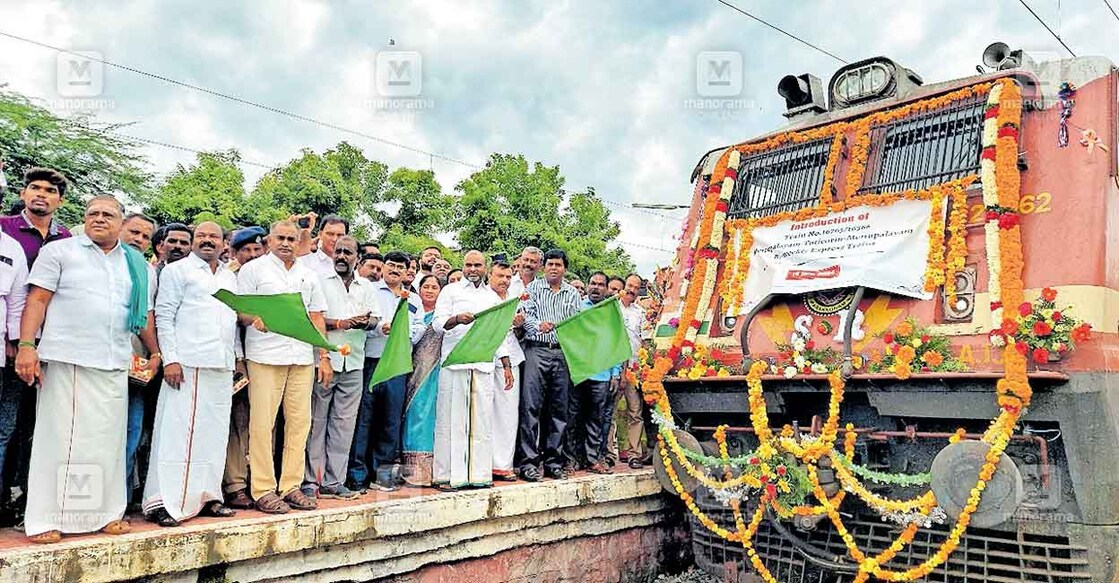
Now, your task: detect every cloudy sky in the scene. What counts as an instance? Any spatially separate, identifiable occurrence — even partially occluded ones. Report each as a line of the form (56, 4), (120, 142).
(1, 0), (1116, 273)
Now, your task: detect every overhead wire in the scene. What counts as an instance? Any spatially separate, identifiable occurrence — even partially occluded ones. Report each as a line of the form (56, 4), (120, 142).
(1102, 0), (1119, 21)
(0, 30), (480, 168)
(712, 0), (848, 64)
(1015, 0), (1078, 56)
(0, 29), (678, 230)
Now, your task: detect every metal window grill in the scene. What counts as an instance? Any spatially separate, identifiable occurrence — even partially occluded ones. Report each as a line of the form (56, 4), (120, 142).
(727, 138), (833, 220)
(859, 94), (987, 194)
(690, 488), (1093, 583)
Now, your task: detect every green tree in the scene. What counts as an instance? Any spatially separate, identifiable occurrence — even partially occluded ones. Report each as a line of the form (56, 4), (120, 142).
(560, 188), (633, 278)
(0, 90), (151, 225)
(249, 141), (388, 236)
(378, 167), (454, 236)
(454, 154), (632, 278)
(138, 150), (252, 229)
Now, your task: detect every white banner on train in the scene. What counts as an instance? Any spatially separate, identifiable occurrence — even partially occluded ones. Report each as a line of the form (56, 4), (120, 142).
(737, 198), (938, 315)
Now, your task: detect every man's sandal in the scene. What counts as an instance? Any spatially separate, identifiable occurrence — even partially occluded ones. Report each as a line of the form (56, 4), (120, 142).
(28, 530), (61, 544)
(102, 520), (131, 535)
(200, 501), (236, 518)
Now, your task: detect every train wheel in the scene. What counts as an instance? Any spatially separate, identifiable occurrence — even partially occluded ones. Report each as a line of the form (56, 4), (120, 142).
(654, 429), (704, 494)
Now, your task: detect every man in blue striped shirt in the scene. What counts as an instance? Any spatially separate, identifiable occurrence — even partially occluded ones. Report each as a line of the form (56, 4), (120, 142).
(516, 249), (581, 481)
(564, 271), (619, 475)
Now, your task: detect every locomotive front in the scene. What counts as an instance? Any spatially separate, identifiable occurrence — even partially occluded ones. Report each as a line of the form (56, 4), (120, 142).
(648, 43), (1119, 582)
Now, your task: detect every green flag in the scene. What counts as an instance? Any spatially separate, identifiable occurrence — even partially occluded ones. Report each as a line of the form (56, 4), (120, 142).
(213, 290), (339, 351)
(556, 295), (632, 385)
(441, 296), (521, 367)
(368, 298), (414, 387)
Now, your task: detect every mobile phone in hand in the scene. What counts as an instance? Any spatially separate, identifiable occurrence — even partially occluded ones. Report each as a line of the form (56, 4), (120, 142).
(297, 216), (311, 229)
(233, 372), (249, 394)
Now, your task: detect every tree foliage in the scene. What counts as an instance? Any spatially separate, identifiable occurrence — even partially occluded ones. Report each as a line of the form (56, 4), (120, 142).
(378, 167), (454, 236)
(0, 90), (151, 225)
(454, 154), (633, 277)
(250, 142), (388, 236)
(138, 150), (251, 229)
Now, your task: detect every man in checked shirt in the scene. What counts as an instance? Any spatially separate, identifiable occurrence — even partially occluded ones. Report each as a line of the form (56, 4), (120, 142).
(516, 249), (581, 482)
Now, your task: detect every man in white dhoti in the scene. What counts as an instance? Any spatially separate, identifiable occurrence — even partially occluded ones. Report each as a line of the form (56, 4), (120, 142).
(15, 196), (155, 543)
(302, 236), (378, 501)
(487, 254), (524, 482)
(433, 251), (512, 491)
(142, 222), (240, 526)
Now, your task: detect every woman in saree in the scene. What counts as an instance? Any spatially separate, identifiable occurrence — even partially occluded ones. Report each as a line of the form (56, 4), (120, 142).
(402, 274), (444, 487)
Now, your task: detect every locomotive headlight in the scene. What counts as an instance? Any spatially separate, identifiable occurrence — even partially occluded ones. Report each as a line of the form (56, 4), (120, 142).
(832, 62), (892, 105)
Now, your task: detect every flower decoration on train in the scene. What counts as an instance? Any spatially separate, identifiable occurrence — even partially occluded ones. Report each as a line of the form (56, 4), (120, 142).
(674, 343), (734, 379)
(770, 330), (843, 378)
(991, 287), (1093, 363)
(867, 317), (968, 379)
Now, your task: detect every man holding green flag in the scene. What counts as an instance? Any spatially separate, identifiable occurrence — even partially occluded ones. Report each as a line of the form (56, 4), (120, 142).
(432, 251), (514, 490)
(559, 272), (624, 475)
(236, 220), (330, 515)
(349, 251), (424, 493)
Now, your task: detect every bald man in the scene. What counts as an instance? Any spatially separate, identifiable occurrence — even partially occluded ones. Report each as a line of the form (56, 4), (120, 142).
(142, 222), (240, 526)
(432, 251), (512, 490)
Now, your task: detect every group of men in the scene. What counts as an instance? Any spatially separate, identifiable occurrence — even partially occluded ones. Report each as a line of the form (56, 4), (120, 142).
(0, 166), (656, 545)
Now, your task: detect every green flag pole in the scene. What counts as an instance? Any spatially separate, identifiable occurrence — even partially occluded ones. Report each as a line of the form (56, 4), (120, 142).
(213, 290), (341, 352)
(555, 295), (632, 385)
(441, 295), (521, 367)
(368, 298), (414, 387)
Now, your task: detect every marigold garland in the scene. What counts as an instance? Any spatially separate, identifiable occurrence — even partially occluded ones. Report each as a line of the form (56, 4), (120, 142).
(643, 78), (1028, 582)
(923, 187), (948, 292)
(819, 133), (844, 205)
(943, 184), (970, 303)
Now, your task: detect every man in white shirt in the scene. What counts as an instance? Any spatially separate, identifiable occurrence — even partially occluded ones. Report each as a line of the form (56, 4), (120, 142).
(237, 220), (330, 514)
(433, 251), (512, 490)
(16, 196), (154, 543)
(0, 228), (27, 503)
(507, 246), (542, 298)
(142, 222), (240, 526)
(617, 274), (652, 468)
(349, 250), (424, 492)
(487, 254), (524, 481)
(302, 236), (379, 501)
(297, 215), (348, 278)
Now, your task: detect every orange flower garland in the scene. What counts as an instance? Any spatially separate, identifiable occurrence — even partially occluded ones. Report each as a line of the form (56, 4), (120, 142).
(923, 187), (948, 292)
(991, 80), (1031, 412)
(943, 184), (970, 303)
(845, 124), (872, 196)
(819, 133), (844, 205)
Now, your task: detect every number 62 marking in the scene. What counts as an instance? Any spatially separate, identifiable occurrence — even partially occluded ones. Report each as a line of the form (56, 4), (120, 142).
(969, 192), (1051, 223)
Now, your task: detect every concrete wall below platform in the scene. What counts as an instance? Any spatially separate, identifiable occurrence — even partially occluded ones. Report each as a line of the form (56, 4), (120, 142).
(0, 470), (685, 583)
(377, 525), (692, 583)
